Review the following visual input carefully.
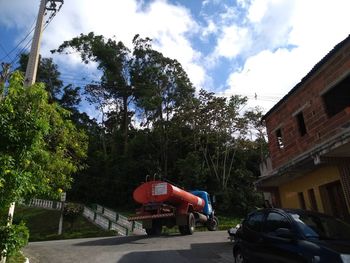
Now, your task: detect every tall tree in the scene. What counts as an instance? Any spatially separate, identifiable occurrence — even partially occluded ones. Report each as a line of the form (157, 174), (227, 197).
(18, 53), (63, 101)
(53, 33), (133, 155)
(131, 35), (195, 176)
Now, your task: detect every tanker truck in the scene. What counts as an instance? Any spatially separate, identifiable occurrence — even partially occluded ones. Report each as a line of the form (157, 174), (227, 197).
(128, 180), (219, 236)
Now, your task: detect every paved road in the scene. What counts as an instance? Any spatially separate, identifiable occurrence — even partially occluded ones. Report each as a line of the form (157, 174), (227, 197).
(23, 231), (233, 263)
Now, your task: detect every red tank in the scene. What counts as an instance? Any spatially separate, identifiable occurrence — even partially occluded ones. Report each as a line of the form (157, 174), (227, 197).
(133, 181), (205, 213)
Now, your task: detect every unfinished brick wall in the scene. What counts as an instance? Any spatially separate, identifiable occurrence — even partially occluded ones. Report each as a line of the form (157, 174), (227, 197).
(265, 38), (350, 169)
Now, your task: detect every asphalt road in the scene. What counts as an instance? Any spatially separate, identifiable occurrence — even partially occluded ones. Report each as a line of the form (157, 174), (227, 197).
(23, 230), (233, 263)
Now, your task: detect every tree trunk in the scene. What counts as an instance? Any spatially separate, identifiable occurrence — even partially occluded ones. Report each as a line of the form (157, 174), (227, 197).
(122, 95), (128, 155)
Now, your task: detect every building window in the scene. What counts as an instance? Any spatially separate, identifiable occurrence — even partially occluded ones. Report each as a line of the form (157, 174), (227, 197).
(296, 112), (307, 136)
(276, 128), (284, 149)
(298, 192), (306, 210)
(308, 188), (318, 212)
(323, 74), (350, 117)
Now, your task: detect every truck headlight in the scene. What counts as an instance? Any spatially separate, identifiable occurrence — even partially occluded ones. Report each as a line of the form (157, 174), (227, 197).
(341, 254), (350, 263)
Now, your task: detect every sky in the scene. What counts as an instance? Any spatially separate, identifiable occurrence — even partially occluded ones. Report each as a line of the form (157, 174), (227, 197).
(0, 0), (349, 117)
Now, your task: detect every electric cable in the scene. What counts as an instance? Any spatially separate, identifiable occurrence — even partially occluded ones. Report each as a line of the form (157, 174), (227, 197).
(0, 17), (36, 62)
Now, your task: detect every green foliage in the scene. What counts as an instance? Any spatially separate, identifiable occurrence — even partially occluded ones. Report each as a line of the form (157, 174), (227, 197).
(17, 53), (63, 101)
(52, 32), (268, 216)
(0, 222), (29, 258)
(0, 71), (87, 255)
(0, 72), (87, 208)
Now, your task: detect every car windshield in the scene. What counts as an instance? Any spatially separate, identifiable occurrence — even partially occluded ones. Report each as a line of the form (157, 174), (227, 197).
(290, 212), (350, 240)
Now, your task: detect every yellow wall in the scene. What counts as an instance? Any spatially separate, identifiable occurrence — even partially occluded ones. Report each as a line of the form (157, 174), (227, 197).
(279, 166), (340, 212)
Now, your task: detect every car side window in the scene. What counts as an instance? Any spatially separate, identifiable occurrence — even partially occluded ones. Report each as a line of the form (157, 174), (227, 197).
(263, 212), (291, 233)
(245, 211), (264, 232)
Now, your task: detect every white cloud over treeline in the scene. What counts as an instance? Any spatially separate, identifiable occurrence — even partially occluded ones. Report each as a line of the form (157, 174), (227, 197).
(1, 0), (349, 113)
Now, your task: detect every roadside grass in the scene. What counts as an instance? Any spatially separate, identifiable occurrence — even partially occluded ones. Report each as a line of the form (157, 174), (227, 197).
(13, 206), (116, 242)
(217, 215), (242, 230)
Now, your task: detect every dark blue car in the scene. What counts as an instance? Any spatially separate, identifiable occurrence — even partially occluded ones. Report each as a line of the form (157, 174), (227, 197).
(232, 208), (350, 263)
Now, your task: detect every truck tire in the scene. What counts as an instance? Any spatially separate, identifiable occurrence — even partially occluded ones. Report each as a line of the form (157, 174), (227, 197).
(146, 220), (162, 236)
(178, 213), (195, 235)
(180, 212), (195, 235)
(178, 225), (187, 235)
(187, 213), (195, 234)
(207, 216), (219, 231)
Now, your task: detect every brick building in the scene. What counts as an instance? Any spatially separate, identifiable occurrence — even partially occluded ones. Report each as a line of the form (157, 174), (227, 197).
(256, 35), (350, 220)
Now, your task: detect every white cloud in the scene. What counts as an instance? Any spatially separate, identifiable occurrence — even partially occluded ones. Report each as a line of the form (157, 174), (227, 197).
(2, 0), (350, 115)
(201, 19), (217, 38)
(224, 48), (305, 112)
(214, 25), (250, 59)
(1, 0), (207, 90)
(0, 0), (37, 28)
(222, 0), (350, 112)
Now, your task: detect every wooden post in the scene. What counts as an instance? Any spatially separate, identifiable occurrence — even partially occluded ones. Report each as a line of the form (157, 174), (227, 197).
(58, 192), (66, 235)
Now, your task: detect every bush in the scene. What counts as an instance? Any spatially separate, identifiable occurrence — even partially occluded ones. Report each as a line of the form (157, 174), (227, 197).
(63, 203), (83, 229)
(0, 222), (29, 259)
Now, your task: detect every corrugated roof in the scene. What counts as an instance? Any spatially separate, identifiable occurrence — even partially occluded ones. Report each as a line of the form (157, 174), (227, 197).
(262, 34), (350, 120)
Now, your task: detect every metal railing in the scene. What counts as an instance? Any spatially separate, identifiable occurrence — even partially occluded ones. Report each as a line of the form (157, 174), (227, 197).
(26, 199), (145, 236)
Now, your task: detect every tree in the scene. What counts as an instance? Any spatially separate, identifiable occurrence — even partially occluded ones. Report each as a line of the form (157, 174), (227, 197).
(131, 35), (195, 176)
(18, 53), (63, 101)
(0, 72), (87, 258)
(52, 32), (133, 155)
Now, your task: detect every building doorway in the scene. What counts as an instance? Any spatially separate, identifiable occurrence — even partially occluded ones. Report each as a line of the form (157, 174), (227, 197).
(319, 180), (350, 221)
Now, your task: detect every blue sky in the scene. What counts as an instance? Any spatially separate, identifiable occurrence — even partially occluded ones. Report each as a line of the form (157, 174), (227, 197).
(1, 0), (350, 117)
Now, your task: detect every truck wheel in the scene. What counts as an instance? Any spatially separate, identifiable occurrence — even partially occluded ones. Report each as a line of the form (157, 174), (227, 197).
(178, 213), (195, 235)
(153, 221), (162, 235)
(178, 225), (187, 235)
(207, 216), (219, 231)
(145, 228), (155, 236)
(187, 213), (195, 235)
(146, 220), (162, 236)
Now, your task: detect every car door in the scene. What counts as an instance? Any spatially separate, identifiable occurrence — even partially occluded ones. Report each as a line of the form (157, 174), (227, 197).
(240, 211), (265, 262)
(259, 211), (305, 263)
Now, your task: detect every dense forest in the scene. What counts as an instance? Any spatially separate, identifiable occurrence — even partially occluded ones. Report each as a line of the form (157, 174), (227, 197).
(18, 33), (268, 216)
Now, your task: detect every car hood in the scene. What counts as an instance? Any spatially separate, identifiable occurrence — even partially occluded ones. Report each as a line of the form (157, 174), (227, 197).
(313, 239), (350, 254)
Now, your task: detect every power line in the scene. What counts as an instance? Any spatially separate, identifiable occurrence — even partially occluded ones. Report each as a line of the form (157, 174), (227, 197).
(0, 17), (36, 62)
(10, 37), (34, 66)
(0, 43), (11, 61)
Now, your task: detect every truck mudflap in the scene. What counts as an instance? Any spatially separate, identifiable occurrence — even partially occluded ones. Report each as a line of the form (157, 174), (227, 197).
(128, 212), (175, 221)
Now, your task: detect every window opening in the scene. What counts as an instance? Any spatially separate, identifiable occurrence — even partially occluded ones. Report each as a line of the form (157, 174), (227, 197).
(308, 188), (318, 212)
(298, 192), (306, 210)
(323, 74), (350, 117)
(276, 128), (284, 149)
(296, 112), (307, 136)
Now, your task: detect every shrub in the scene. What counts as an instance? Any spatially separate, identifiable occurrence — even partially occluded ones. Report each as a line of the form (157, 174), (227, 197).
(63, 203), (83, 229)
(0, 222), (29, 259)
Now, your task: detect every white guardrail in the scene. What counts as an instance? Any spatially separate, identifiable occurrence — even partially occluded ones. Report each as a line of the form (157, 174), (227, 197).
(27, 199), (145, 236)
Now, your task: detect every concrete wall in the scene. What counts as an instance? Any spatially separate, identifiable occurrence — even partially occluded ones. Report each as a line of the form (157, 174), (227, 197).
(279, 166), (340, 212)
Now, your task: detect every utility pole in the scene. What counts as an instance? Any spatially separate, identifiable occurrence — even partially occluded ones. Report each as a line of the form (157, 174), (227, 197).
(9, 0), (64, 223)
(24, 0), (64, 87)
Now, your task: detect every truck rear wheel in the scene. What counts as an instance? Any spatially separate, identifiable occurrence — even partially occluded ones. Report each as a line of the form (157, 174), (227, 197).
(146, 220), (162, 236)
(188, 213), (195, 234)
(179, 213), (195, 235)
